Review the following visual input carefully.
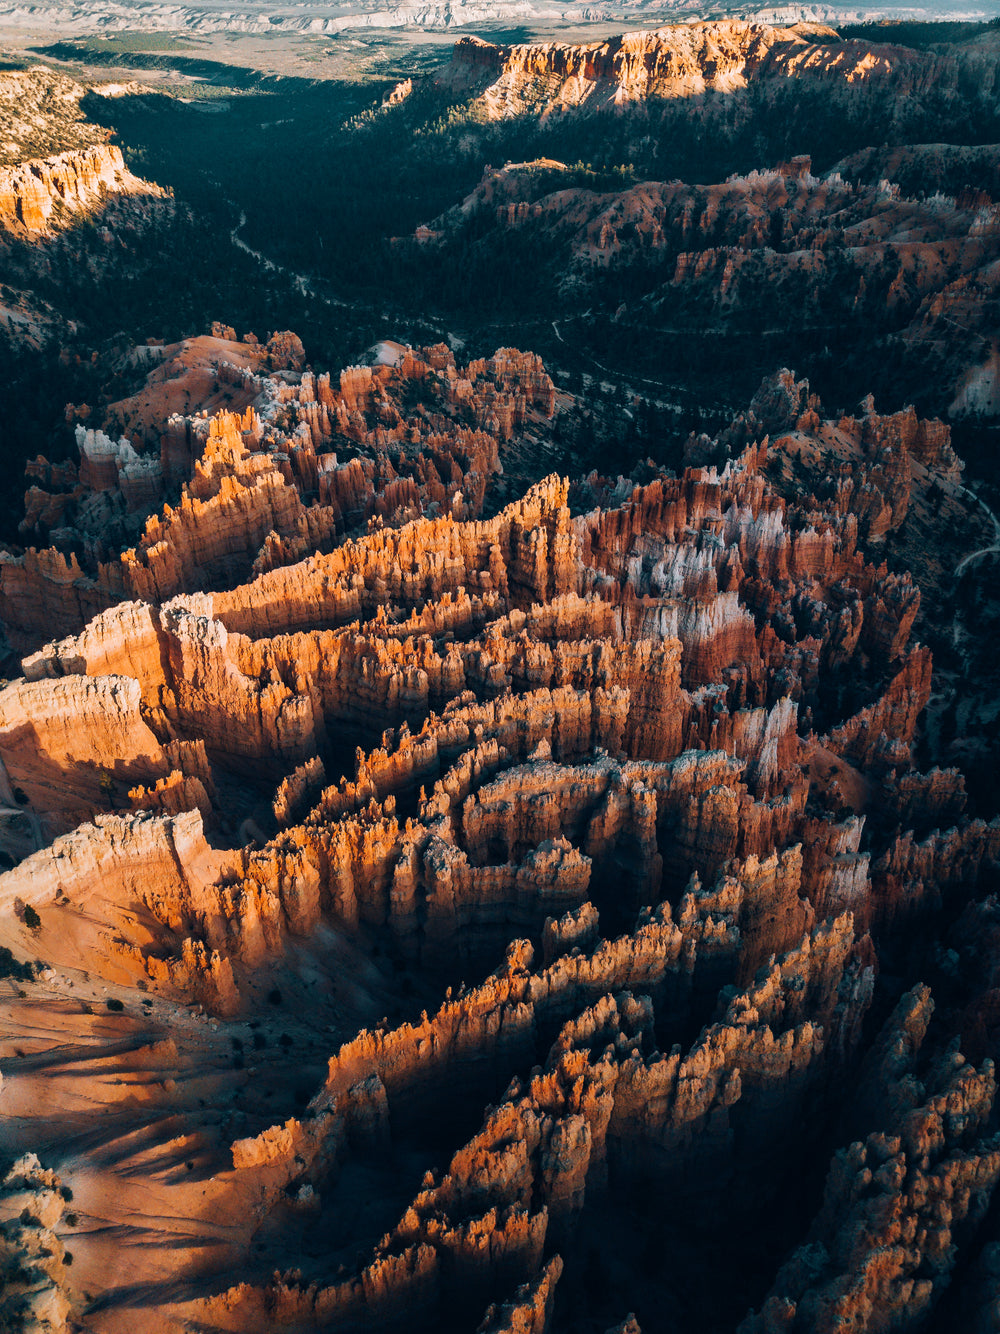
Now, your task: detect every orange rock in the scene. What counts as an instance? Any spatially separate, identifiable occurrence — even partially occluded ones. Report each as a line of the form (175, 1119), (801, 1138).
(0, 144), (165, 237)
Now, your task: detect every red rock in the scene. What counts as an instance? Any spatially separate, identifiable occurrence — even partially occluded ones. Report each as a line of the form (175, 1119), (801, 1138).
(0, 333), (993, 1330)
(0, 144), (164, 237)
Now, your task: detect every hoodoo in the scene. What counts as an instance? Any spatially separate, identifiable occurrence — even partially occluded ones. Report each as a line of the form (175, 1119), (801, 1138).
(2, 335), (998, 1330)
(1, 11), (999, 1331)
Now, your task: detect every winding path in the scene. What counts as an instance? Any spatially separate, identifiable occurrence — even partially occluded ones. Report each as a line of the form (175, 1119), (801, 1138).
(955, 484), (1000, 576)
(229, 211), (320, 301)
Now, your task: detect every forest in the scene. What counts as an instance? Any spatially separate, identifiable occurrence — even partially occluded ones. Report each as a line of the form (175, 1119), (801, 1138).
(3, 22), (1000, 536)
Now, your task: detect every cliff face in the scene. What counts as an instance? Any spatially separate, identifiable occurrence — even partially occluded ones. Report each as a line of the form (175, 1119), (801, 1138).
(439, 21), (983, 117)
(0, 143), (165, 237)
(0, 65), (176, 375)
(442, 22), (854, 114)
(0, 341), (997, 1332)
(0, 672), (213, 837)
(0, 67), (166, 238)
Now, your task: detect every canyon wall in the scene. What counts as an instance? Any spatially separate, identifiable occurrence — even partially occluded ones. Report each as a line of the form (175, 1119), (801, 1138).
(0, 344), (996, 1331)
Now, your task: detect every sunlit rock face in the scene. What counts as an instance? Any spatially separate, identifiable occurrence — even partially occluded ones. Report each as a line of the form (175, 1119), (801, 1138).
(0, 144), (163, 237)
(0, 342), (998, 1333)
(438, 20), (985, 115)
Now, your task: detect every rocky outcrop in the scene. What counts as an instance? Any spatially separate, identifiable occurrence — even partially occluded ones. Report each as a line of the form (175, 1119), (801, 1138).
(1, 340), (995, 1332)
(741, 986), (1000, 1333)
(0, 143), (164, 236)
(0, 1154), (73, 1334)
(442, 21), (997, 121)
(4, 366), (985, 1001)
(0, 809), (238, 1008)
(0, 672), (207, 834)
(442, 23), (849, 113)
(215, 905), (872, 1327)
(476, 1257), (563, 1334)
(2, 342), (557, 653)
(417, 93), (1000, 419)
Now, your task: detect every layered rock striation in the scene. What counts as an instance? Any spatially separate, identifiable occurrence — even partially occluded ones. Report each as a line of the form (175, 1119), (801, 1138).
(0, 143), (164, 237)
(0, 345), (996, 1331)
(440, 22), (900, 114)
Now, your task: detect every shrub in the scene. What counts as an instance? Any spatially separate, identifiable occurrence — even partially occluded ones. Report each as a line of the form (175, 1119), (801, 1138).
(0, 947), (33, 982)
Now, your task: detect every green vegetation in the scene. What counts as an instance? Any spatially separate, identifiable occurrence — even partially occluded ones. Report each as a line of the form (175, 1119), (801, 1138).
(0, 64), (115, 165)
(72, 34), (1000, 335)
(36, 43), (277, 94)
(2, 21), (998, 536)
(836, 18), (1000, 49)
(0, 946), (34, 982)
(98, 769), (118, 807)
(61, 32), (201, 54)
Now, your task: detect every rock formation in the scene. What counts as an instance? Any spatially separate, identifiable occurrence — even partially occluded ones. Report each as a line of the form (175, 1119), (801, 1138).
(439, 22), (1000, 119)
(741, 986), (1000, 1334)
(3, 341), (556, 654)
(0, 13), (998, 1326)
(416, 147), (1000, 420)
(0, 1154), (73, 1334)
(0, 342), (997, 1331)
(440, 23), (888, 114)
(0, 144), (164, 238)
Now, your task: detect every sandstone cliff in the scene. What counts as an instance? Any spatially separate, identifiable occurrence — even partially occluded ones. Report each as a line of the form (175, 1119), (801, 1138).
(0, 143), (165, 237)
(0, 1154), (73, 1334)
(441, 23), (847, 114)
(0, 345), (996, 1333)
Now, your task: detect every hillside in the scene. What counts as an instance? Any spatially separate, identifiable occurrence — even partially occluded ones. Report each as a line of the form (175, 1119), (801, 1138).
(0, 17), (999, 1334)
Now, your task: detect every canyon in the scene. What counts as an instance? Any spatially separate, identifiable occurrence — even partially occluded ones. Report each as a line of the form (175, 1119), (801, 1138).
(0, 326), (997, 1332)
(399, 21), (1000, 423)
(417, 148), (1000, 417)
(0, 12), (999, 1334)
